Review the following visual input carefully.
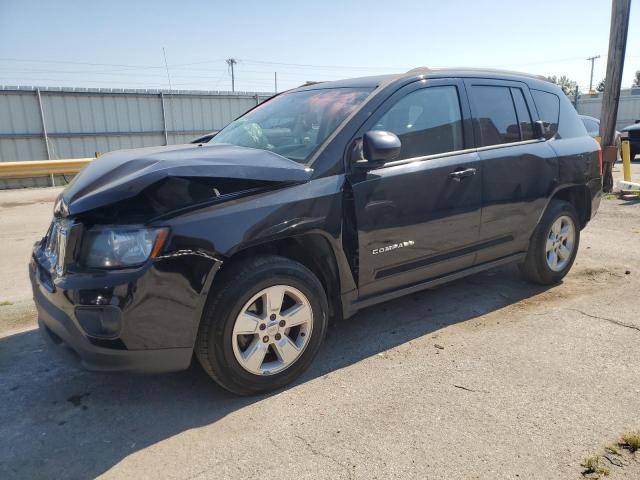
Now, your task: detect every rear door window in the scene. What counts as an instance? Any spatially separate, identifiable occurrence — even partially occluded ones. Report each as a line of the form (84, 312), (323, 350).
(511, 88), (534, 141)
(469, 85), (521, 146)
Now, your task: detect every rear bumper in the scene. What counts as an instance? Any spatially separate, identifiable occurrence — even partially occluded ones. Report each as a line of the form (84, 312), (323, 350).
(588, 177), (602, 220)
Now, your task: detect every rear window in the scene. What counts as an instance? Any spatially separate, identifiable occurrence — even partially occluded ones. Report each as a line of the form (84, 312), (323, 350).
(531, 90), (560, 134)
(469, 85), (520, 147)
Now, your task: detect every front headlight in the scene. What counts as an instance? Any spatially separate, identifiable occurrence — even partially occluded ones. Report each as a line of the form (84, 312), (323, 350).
(82, 227), (169, 268)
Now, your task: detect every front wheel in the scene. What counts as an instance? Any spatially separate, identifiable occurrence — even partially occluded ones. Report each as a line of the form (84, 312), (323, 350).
(195, 255), (328, 395)
(520, 200), (580, 285)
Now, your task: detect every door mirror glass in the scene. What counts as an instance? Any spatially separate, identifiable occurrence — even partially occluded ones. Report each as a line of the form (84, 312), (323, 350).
(358, 131), (401, 167)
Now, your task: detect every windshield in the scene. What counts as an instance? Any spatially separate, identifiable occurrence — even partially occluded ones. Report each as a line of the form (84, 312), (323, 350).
(210, 87), (372, 164)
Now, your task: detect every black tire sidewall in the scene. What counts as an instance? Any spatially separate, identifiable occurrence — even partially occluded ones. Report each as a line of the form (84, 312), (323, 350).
(204, 258), (328, 394)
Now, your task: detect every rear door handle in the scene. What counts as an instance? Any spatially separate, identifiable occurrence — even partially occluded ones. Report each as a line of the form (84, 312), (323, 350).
(448, 167), (477, 181)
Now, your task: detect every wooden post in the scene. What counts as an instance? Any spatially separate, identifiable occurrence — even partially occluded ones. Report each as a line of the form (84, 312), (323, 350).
(600, 0), (632, 192)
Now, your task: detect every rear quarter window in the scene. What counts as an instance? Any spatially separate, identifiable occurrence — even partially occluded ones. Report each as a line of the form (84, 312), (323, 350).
(531, 90), (559, 134)
(532, 88), (587, 139)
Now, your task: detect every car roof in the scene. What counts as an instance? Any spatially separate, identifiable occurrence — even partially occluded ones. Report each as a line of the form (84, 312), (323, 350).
(291, 67), (552, 93)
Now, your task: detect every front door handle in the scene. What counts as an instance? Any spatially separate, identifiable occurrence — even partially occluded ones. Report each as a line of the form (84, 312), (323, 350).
(448, 167), (477, 182)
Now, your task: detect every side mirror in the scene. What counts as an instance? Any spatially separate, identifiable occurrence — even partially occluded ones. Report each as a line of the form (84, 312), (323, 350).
(533, 120), (552, 140)
(356, 131), (401, 168)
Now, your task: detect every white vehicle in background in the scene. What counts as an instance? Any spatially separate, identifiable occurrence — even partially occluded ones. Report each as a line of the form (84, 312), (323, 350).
(579, 115), (621, 160)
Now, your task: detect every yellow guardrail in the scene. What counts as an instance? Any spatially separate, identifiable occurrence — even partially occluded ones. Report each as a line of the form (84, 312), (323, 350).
(0, 158), (92, 178)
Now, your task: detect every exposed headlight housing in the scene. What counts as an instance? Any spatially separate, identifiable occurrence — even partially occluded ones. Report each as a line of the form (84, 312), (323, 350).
(82, 227), (169, 268)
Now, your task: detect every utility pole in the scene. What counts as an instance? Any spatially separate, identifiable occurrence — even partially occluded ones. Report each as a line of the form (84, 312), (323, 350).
(274, 72), (278, 93)
(586, 55), (600, 93)
(600, 0), (631, 192)
(226, 58), (237, 92)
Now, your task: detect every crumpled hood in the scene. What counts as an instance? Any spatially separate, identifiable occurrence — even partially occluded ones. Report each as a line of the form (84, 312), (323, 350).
(61, 143), (312, 215)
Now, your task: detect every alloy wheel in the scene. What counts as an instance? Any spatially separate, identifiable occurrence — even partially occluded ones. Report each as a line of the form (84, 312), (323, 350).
(545, 215), (576, 272)
(231, 285), (313, 376)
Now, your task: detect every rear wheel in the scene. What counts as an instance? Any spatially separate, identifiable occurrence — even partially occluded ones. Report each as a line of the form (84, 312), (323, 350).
(195, 255), (328, 395)
(520, 200), (580, 285)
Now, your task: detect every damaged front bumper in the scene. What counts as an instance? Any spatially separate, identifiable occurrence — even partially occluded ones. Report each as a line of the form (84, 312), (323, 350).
(30, 240), (222, 373)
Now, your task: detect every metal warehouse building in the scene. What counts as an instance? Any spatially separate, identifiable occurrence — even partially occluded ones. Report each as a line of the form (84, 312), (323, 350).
(0, 86), (272, 188)
(1, 84), (639, 189)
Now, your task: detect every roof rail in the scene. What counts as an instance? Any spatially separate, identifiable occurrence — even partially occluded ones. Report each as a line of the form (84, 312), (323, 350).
(403, 67), (547, 81)
(405, 67), (430, 75)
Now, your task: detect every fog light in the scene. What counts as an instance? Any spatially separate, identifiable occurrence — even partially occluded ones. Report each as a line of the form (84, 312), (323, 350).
(75, 306), (122, 338)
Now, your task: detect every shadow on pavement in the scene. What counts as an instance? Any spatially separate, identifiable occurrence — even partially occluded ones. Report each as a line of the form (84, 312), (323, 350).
(0, 265), (550, 479)
(619, 195), (640, 206)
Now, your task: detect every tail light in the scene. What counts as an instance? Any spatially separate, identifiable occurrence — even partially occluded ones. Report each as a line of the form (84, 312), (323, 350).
(597, 141), (603, 176)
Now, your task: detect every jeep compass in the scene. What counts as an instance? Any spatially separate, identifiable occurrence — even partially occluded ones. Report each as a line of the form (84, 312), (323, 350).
(30, 68), (602, 394)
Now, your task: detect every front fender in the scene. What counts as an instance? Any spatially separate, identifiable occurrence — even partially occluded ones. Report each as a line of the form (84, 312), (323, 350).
(162, 176), (343, 256)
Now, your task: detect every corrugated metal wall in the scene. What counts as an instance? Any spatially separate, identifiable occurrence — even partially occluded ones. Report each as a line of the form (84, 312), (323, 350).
(0, 87), (271, 162)
(0, 90), (48, 162)
(576, 88), (640, 130)
(0, 86), (271, 188)
(3, 85), (639, 188)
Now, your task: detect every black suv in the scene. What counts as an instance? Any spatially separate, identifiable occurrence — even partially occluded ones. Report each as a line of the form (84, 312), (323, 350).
(30, 68), (602, 395)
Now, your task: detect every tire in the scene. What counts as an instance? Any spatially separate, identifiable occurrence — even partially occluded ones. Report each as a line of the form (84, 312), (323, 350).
(520, 200), (580, 285)
(631, 145), (639, 162)
(195, 255), (328, 395)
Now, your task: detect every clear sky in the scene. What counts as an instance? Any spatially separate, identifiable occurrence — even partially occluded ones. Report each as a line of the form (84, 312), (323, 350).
(1, 0), (638, 93)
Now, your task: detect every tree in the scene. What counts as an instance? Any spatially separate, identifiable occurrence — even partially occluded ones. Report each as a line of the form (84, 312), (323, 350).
(633, 70), (640, 88)
(596, 78), (606, 92)
(546, 75), (578, 96)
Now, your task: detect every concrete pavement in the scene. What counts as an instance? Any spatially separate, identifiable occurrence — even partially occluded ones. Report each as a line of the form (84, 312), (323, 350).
(1, 164), (639, 479)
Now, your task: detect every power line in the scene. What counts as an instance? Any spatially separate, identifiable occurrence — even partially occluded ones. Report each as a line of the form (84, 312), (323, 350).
(0, 65), (343, 79)
(2, 54), (639, 73)
(3, 53), (639, 92)
(240, 58), (406, 70)
(0, 57), (165, 69)
(0, 57), (228, 70)
(0, 76), (170, 87)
